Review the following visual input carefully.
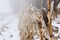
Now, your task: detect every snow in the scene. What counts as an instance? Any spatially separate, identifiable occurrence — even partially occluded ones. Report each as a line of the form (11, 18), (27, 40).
(52, 15), (60, 40)
(34, 35), (40, 40)
(0, 15), (20, 40)
(52, 15), (60, 34)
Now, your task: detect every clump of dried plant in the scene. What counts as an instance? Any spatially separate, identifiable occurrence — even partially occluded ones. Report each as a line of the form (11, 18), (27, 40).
(18, 4), (40, 40)
(18, 4), (59, 40)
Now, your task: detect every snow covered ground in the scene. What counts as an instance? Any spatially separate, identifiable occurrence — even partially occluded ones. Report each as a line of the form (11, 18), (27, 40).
(52, 15), (60, 40)
(0, 14), (20, 40)
(52, 15), (60, 34)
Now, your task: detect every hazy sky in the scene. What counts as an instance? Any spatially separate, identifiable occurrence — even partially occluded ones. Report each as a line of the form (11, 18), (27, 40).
(0, 0), (41, 14)
(0, 0), (48, 14)
(0, 0), (13, 13)
(0, 0), (28, 14)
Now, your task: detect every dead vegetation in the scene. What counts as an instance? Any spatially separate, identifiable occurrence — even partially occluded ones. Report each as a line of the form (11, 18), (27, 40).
(18, 0), (60, 40)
